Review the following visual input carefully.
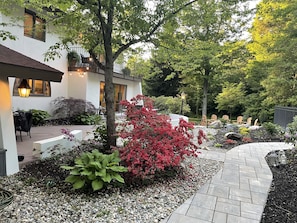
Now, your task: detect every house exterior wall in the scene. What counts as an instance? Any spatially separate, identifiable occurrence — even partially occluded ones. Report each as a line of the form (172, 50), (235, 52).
(1, 9), (142, 115)
(68, 71), (143, 110)
(1, 9), (69, 113)
(1, 7), (142, 176)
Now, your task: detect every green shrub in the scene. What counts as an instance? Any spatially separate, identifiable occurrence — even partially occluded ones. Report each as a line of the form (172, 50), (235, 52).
(61, 149), (127, 191)
(220, 118), (228, 127)
(239, 126), (249, 136)
(74, 113), (101, 125)
(262, 122), (282, 136)
(93, 125), (108, 151)
(30, 109), (50, 126)
(207, 133), (215, 140)
(151, 95), (191, 115)
(284, 116), (297, 146)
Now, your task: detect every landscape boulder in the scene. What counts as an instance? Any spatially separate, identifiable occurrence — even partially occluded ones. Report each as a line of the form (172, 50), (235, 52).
(224, 132), (243, 141)
(208, 120), (222, 129)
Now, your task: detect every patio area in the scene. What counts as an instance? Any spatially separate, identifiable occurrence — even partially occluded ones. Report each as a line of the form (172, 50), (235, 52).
(16, 125), (95, 168)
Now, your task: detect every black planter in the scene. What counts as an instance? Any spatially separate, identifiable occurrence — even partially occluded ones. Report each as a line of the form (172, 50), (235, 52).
(18, 155), (24, 162)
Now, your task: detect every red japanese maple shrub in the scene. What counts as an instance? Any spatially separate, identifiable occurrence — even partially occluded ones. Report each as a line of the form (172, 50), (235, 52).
(118, 95), (205, 179)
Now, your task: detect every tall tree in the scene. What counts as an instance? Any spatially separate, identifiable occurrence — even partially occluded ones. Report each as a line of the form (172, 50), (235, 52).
(0, 0), (200, 148)
(246, 0), (297, 121)
(155, 0), (253, 118)
(215, 82), (245, 119)
(261, 0), (297, 107)
(144, 61), (181, 97)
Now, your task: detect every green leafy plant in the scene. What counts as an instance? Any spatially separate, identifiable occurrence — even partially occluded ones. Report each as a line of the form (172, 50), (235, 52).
(239, 126), (249, 136)
(151, 95), (191, 115)
(67, 50), (80, 66)
(220, 118), (228, 127)
(93, 125), (108, 151)
(207, 133), (215, 140)
(284, 116), (297, 146)
(30, 109), (50, 126)
(74, 113), (101, 125)
(214, 143), (223, 147)
(262, 122), (282, 136)
(61, 149), (127, 191)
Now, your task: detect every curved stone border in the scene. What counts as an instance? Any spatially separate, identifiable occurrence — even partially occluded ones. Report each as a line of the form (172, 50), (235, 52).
(163, 142), (293, 223)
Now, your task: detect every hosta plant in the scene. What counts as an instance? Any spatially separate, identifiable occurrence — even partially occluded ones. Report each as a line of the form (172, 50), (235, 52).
(61, 149), (127, 191)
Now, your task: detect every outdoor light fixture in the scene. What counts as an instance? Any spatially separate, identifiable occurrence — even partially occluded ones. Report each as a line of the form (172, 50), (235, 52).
(180, 92), (186, 115)
(181, 92), (186, 100)
(18, 79), (31, 97)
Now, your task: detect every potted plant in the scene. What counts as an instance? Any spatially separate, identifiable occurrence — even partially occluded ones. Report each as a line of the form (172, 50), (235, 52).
(67, 50), (80, 67)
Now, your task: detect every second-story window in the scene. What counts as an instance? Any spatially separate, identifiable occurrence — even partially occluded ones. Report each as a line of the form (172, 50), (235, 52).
(24, 9), (46, 42)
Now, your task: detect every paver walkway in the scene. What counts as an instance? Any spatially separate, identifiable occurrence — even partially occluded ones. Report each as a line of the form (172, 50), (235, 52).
(163, 142), (293, 223)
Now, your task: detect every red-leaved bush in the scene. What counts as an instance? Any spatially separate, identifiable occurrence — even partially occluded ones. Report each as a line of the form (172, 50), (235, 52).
(118, 95), (205, 179)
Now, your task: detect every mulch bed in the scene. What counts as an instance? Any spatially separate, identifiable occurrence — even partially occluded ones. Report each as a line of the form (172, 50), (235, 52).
(261, 149), (297, 223)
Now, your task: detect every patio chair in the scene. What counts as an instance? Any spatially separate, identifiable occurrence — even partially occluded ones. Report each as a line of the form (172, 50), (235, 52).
(236, 116), (243, 124)
(222, 115), (230, 122)
(245, 117), (252, 126)
(14, 111), (33, 141)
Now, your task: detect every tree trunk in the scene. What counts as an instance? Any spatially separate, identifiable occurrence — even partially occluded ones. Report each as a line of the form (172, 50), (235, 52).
(104, 38), (116, 148)
(202, 76), (208, 118)
(104, 63), (116, 148)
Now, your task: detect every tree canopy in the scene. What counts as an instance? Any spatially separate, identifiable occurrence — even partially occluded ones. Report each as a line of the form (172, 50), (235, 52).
(0, 0), (202, 147)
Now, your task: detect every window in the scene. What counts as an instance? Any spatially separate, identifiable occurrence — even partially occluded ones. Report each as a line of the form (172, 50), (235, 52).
(13, 78), (51, 97)
(100, 82), (127, 111)
(24, 9), (46, 41)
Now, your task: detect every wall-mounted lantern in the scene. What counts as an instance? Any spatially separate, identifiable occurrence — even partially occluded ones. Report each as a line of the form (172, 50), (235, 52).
(18, 79), (31, 97)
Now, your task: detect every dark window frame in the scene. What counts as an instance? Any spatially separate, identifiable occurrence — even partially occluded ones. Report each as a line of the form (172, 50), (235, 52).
(24, 9), (46, 42)
(13, 78), (51, 97)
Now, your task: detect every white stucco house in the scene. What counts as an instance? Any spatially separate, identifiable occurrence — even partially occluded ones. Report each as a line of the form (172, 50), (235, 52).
(0, 7), (142, 175)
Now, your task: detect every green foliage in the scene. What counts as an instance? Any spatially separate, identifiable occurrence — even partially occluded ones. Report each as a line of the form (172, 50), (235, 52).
(239, 126), (250, 136)
(215, 83), (245, 117)
(247, 1), (297, 116)
(61, 149), (127, 191)
(143, 62), (181, 97)
(67, 50), (80, 65)
(93, 125), (108, 151)
(30, 109), (50, 126)
(284, 116), (297, 146)
(0, 29), (16, 41)
(74, 113), (101, 125)
(151, 95), (191, 115)
(262, 122), (283, 136)
(207, 133), (215, 140)
(220, 118), (228, 127)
